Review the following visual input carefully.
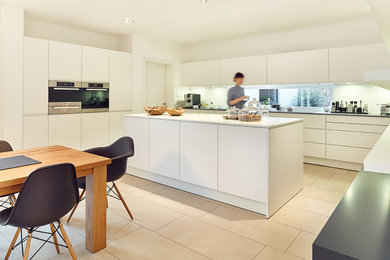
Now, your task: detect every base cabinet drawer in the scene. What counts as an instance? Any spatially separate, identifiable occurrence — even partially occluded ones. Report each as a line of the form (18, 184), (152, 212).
(304, 129), (325, 143)
(149, 120), (180, 179)
(304, 142), (325, 158)
(124, 117), (149, 171)
(218, 125), (267, 202)
(327, 122), (388, 134)
(327, 130), (381, 149)
(270, 113), (325, 129)
(326, 145), (370, 164)
(180, 122), (218, 189)
(326, 115), (390, 125)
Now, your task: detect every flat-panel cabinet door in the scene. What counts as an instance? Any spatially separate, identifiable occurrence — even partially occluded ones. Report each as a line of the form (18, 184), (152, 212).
(49, 41), (82, 81)
(23, 115), (48, 149)
(329, 44), (390, 82)
(82, 46), (109, 82)
(180, 122), (218, 189)
(124, 117), (149, 171)
(220, 56), (267, 85)
(304, 142), (325, 158)
(24, 37), (48, 115)
(268, 49), (329, 84)
(81, 112), (109, 150)
(109, 111), (129, 143)
(182, 60), (219, 86)
(218, 125), (267, 202)
(48, 114), (81, 150)
(149, 120), (180, 179)
(109, 51), (132, 111)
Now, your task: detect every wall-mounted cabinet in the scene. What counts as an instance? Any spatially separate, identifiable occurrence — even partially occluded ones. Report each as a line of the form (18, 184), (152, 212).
(49, 41), (82, 81)
(182, 60), (220, 86)
(82, 46), (110, 82)
(267, 49), (329, 84)
(109, 51), (132, 111)
(24, 37), (48, 115)
(329, 43), (390, 82)
(219, 56), (267, 85)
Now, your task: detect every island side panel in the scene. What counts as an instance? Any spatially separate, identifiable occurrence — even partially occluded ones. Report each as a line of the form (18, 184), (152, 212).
(267, 121), (304, 217)
(124, 116), (149, 171)
(218, 125), (268, 205)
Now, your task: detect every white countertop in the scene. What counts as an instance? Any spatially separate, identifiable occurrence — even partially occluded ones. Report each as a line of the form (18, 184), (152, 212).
(364, 125), (390, 174)
(124, 113), (303, 128)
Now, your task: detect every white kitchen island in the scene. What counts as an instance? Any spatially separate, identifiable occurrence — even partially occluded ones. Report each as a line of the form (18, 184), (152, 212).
(124, 113), (304, 217)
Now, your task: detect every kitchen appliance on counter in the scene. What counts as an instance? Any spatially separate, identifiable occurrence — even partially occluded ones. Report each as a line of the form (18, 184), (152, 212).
(184, 93), (201, 108)
(380, 104), (390, 116)
(81, 82), (109, 112)
(48, 80), (82, 115)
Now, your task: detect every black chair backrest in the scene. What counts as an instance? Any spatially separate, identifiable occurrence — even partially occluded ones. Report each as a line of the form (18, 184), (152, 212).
(85, 137), (134, 183)
(4, 163), (79, 228)
(0, 140), (13, 153)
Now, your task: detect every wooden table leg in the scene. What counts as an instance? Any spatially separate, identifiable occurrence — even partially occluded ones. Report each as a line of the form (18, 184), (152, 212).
(85, 165), (107, 253)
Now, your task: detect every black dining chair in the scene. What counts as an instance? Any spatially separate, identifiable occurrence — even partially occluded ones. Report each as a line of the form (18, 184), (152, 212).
(67, 136), (135, 223)
(0, 163), (79, 260)
(0, 140), (17, 208)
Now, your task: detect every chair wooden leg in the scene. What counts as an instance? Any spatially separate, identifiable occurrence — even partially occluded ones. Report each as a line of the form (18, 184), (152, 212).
(50, 223), (60, 254)
(113, 183), (134, 220)
(11, 195), (17, 205)
(23, 231), (32, 260)
(58, 221), (77, 260)
(5, 228), (21, 260)
(67, 189), (85, 223)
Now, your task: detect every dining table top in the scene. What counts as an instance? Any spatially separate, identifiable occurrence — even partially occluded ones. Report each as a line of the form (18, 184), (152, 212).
(0, 145), (111, 189)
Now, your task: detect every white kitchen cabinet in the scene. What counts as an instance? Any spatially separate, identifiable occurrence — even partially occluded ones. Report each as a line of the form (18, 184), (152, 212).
(327, 130), (381, 149)
(23, 115), (48, 149)
(327, 122), (388, 134)
(304, 128), (326, 143)
(109, 111), (130, 143)
(326, 115), (390, 125)
(109, 51), (132, 111)
(48, 114), (81, 150)
(218, 125), (267, 202)
(326, 145), (370, 164)
(23, 37), (48, 115)
(182, 60), (220, 86)
(304, 143), (326, 158)
(82, 46), (109, 82)
(267, 49), (329, 84)
(49, 41), (82, 81)
(220, 55), (267, 85)
(124, 117), (149, 171)
(180, 122), (218, 189)
(149, 119), (180, 179)
(329, 44), (390, 82)
(81, 112), (109, 150)
(270, 113), (326, 129)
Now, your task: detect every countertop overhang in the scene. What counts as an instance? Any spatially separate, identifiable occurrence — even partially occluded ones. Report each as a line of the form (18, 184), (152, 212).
(364, 125), (390, 174)
(124, 113), (303, 129)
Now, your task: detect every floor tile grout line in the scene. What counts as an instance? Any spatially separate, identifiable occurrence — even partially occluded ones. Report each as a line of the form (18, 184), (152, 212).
(285, 230), (303, 253)
(251, 245), (266, 260)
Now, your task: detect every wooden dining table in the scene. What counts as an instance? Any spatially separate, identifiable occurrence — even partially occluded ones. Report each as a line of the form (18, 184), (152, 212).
(0, 145), (111, 253)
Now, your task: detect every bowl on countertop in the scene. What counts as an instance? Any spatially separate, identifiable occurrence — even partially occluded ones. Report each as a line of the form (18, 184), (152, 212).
(167, 107), (185, 116)
(144, 106), (167, 115)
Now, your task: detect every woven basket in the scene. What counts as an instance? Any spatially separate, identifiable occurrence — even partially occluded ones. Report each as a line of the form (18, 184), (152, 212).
(144, 106), (167, 115)
(167, 108), (185, 116)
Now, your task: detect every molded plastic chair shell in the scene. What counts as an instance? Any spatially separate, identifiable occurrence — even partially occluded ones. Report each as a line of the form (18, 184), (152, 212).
(0, 140), (13, 152)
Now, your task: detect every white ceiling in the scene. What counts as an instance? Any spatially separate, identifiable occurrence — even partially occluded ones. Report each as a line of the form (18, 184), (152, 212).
(3, 0), (372, 44)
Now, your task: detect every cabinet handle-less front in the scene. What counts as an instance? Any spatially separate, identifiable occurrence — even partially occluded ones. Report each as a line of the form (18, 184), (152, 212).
(53, 106), (80, 109)
(53, 88), (80, 91)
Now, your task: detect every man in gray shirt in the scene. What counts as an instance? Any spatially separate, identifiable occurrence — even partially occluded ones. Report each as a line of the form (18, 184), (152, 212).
(227, 72), (249, 109)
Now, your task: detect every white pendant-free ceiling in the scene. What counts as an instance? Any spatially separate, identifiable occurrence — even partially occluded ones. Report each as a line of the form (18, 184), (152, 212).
(3, 0), (372, 44)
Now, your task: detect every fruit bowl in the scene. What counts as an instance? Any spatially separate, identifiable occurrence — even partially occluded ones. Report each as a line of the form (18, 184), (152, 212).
(167, 107), (185, 116)
(144, 106), (167, 115)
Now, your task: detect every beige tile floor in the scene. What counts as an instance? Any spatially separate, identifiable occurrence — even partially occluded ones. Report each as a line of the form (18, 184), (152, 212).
(0, 164), (357, 260)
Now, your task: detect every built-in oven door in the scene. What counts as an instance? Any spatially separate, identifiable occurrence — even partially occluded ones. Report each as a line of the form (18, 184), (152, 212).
(81, 82), (109, 113)
(48, 81), (82, 114)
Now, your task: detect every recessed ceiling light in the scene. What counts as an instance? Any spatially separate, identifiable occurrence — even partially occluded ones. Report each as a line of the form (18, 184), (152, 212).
(199, 0), (208, 3)
(123, 18), (135, 24)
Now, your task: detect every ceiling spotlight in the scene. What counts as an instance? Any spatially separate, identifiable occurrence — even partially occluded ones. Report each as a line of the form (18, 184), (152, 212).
(123, 18), (135, 24)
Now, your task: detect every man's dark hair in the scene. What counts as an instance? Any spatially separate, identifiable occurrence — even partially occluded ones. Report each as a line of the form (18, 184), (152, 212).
(234, 72), (244, 79)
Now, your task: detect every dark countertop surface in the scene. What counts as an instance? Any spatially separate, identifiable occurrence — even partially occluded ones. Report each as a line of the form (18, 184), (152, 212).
(313, 170), (390, 260)
(186, 108), (390, 118)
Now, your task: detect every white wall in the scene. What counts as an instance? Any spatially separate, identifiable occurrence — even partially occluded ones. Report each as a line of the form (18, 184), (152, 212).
(131, 34), (184, 112)
(334, 84), (390, 115)
(0, 3), (24, 149)
(183, 19), (384, 61)
(24, 18), (127, 51)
